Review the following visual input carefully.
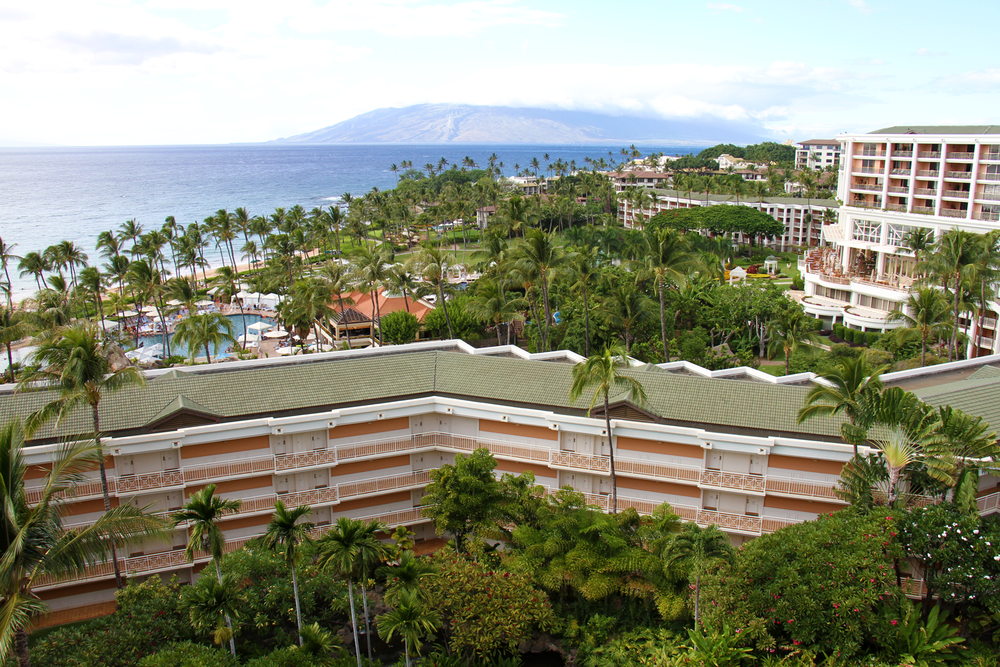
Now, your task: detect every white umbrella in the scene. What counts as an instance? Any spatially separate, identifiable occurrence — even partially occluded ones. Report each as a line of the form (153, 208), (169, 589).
(247, 322), (272, 332)
(264, 330), (289, 339)
(195, 300), (213, 307)
(118, 310), (139, 318)
(237, 333), (260, 344)
(141, 305), (158, 314)
(166, 299), (182, 306)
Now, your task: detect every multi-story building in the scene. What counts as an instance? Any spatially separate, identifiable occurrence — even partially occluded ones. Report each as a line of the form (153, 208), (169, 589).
(801, 126), (1000, 348)
(796, 140), (841, 171)
(607, 171), (673, 193)
(619, 188), (837, 251)
(8, 341), (998, 627)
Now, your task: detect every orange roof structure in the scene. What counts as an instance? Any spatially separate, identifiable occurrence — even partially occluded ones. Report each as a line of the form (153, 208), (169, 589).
(335, 287), (434, 323)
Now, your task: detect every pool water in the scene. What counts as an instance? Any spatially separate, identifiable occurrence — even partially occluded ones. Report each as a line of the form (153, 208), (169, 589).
(137, 313), (277, 361)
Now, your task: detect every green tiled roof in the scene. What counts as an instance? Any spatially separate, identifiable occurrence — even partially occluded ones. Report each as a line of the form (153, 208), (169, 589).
(1, 350), (847, 442)
(966, 365), (1000, 381)
(913, 374), (1000, 430)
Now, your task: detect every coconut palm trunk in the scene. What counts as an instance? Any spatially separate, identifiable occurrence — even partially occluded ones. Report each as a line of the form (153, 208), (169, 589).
(214, 559), (236, 657)
(658, 279), (669, 362)
(92, 405), (123, 589)
(292, 567), (303, 646)
(603, 390), (617, 514)
(347, 576), (362, 667)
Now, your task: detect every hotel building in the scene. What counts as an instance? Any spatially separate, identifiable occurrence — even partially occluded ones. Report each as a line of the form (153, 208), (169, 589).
(619, 189), (837, 251)
(801, 126), (1000, 348)
(6, 341), (998, 626)
(795, 140), (841, 171)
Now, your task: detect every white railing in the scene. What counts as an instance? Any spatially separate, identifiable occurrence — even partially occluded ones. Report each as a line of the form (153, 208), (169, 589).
(765, 476), (840, 500)
(700, 469), (766, 493)
(116, 470), (185, 494)
(978, 491), (1000, 515)
(697, 509), (762, 534)
(183, 456), (275, 483)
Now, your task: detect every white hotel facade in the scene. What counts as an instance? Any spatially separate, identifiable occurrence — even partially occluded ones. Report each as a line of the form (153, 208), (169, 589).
(7, 341), (1000, 627)
(801, 126), (1000, 352)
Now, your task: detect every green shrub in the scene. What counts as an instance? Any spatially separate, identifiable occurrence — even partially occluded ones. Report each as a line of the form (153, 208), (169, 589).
(865, 331), (880, 346)
(380, 310), (421, 345)
(862, 348), (894, 371)
(829, 343), (860, 359)
(683, 625), (752, 666)
(136, 642), (234, 667)
(791, 277), (805, 291)
(833, 324), (846, 339)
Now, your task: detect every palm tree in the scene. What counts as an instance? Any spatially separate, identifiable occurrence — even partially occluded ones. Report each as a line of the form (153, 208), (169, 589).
(350, 245), (391, 346)
(640, 228), (696, 362)
(0, 419), (167, 667)
(919, 229), (978, 360)
(377, 589), (441, 667)
(766, 307), (821, 375)
(212, 267), (246, 350)
(172, 311), (236, 364)
(568, 246), (600, 356)
(665, 524), (734, 627)
(181, 574), (243, 653)
(0, 305), (30, 384)
(0, 237), (19, 308)
(378, 550), (437, 605)
(17, 252), (48, 292)
(888, 287), (952, 366)
(314, 517), (381, 667)
(18, 323), (145, 589)
(797, 356), (886, 457)
(466, 278), (523, 346)
(355, 520), (391, 663)
(569, 344), (648, 513)
(411, 243), (458, 340)
(600, 279), (656, 354)
(172, 483), (241, 656)
(261, 502), (314, 645)
(514, 229), (572, 351)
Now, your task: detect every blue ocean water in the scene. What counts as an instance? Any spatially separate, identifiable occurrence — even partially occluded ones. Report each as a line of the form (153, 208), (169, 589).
(0, 143), (695, 298)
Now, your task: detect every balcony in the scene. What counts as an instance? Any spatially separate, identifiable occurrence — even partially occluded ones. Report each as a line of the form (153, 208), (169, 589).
(976, 211), (1000, 222)
(912, 205), (936, 214)
(116, 470), (184, 494)
(885, 204), (908, 213)
(890, 168), (911, 176)
(915, 169), (939, 177)
(918, 151), (941, 159)
(765, 476), (840, 500)
(914, 187), (937, 196)
(982, 152), (1000, 162)
(851, 183), (883, 192)
(941, 209), (968, 219)
(947, 152), (975, 160)
(943, 190), (970, 199)
(857, 151), (886, 157)
(978, 490), (999, 515)
(616, 457), (701, 483)
(550, 450), (611, 474)
(892, 150), (914, 158)
(945, 171), (973, 179)
(700, 469), (766, 493)
(696, 509), (761, 535)
(887, 185), (909, 194)
(854, 167), (883, 175)
(982, 172), (1000, 181)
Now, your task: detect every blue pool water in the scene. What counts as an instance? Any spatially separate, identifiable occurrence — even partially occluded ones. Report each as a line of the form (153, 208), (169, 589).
(137, 313), (276, 361)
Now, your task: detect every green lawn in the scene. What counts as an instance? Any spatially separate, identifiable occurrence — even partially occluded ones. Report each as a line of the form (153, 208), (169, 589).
(758, 364), (785, 377)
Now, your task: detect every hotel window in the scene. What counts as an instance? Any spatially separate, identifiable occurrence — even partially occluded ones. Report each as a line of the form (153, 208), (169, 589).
(981, 204), (1000, 221)
(984, 145), (1000, 160)
(887, 223), (921, 247)
(852, 219), (882, 243)
(861, 143), (881, 156)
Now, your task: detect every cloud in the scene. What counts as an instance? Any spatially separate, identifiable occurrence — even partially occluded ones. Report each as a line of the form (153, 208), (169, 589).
(933, 68), (1000, 93)
(707, 3), (743, 12)
(54, 31), (219, 64)
(851, 58), (885, 66)
(847, 0), (872, 13)
(915, 47), (948, 57)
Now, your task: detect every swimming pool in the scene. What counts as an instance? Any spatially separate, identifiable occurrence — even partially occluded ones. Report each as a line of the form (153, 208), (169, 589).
(137, 313), (277, 361)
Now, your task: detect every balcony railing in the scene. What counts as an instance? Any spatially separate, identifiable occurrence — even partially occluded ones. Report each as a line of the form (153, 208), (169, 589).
(697, 509), (762, 534)
(885, 204), (908, 213)
(915, 169), (939, 177)
(851, 183), (883, 192)
(765, 476), (840, 500)
(978, 192), (1000, 201)
(857, 151), (886, 157)
(854, 167), (882, 175)
(182, 456), (274, 483)
(700, 469), (766, 493)
(947, 152), (975, 160)
(918, 151), (941, 159)
(914, 187), (937, 196)
(941, 209), (968, 218)
(976, 211), (1000, 222)
(977, 490), (999, 515)
(890, 168), (911, 176)
(912, 205), (936, 214)
(887, 186), (909, 194)
(943, 190), (970, 198)
(116, 470), (184, 494)
(981, 152), (1000, 161)
(983, 172), (1000, 181)
(945, 171), (973, 179)
(892, 150), (914, 158)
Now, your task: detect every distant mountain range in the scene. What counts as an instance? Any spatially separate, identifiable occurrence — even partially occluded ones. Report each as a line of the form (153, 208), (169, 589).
(274, 104), (766, 145)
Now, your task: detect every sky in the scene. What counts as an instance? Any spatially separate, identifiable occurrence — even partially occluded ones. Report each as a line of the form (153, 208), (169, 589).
(1, 0), (998, 146)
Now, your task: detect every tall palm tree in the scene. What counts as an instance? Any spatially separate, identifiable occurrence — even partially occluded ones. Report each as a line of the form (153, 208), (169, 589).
(172, 483), (242, 656)
(314, 516), (379, 667)
(350, 245), (391, 346)
(640, 228), (696, 362)
(356, 520), (391, 663)
(376, 589), (441, 667)
(568, 246), (600, 356)
(212, 267), (246, 350)
(888, 287), (952, 366)
(0, 305), (30, 384)
(569, 344), (648, 513)
(172, 312), (236, 364)
(600, 279), (656, 354)
(514, 229), (573, 351)
(0, 419), (167, 667)
(797, 356), (886, 457)
(0, 237), (19, 308)
(919, 229), (978, 360)
(17, 252), (48, 292)
(466, 278), (524, 346)
(18, 322), (145, 589)
(665, 524), (734, 627)
(261, 501), (314, 646)
(411, 243), (458, 340)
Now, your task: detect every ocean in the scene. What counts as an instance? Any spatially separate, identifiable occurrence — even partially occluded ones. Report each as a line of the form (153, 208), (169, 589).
(0, 143), (696, 299)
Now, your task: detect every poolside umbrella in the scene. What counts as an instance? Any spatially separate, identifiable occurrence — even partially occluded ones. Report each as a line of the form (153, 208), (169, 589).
(264, 329), (289, 339)
(237, 333), (260, 344)
(118, 310), (139, 318)
(247, 322), (272, 333)
(141, 305), (158, 314)
(196, 300), (213, 307)
(166, 299), (182, 306)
